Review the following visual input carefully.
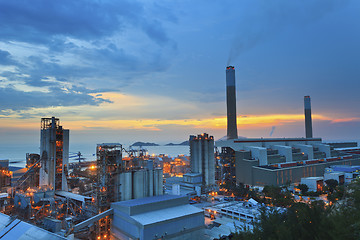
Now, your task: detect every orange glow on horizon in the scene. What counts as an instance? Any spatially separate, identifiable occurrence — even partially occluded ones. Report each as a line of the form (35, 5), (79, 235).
(0, 92), (358, 132)
(0, 113), (357, 132)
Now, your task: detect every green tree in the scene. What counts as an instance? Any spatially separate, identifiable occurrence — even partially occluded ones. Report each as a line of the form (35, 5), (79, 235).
(262, 185), (294, 207)
(298, 184), (309, 195)
(233, 202), (333, 240)
(233, 179), (360, 240)
(325, 179), (338, 193)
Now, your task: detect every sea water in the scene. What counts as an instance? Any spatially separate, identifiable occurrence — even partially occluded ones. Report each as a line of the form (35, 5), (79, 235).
(2, 139), (359, 168)
(0, 142), (190, 168)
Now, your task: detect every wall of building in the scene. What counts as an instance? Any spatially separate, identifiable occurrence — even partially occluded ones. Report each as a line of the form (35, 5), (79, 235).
(235, 151), (256, 186)
(248, 158), (360, 186)
(142, 213), (204, 240)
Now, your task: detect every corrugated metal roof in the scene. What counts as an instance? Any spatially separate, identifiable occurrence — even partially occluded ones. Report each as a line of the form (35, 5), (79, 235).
(126, 204), (203, 226)
(0, 213), (67, 240)
(0, 213), (13, 232)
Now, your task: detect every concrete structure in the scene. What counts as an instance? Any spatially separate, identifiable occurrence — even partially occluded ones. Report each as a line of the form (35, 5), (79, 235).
(327, 142), (358, 148)
(300, 177), (324, 192)
(226, 66), (238, 139)
(189, 133), (215, 188)
(39, 117), (69, 191)
(165, 173), (203, 196)
(205, 217), (253, 240)
(172, 184), (181, 195)
(304, 96), (313, 138)
(205, 198), (261, 223)
(324, 172), (345, 185)
(111, 195), (204, 240)
(326, 165), (360, 183)
(183, 172), (202, 184)
(216, 137), (360, 186)
(204, 199), (285, 239)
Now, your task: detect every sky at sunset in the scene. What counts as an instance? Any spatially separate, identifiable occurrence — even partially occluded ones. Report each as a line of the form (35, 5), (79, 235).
(0, 0), (360, 148)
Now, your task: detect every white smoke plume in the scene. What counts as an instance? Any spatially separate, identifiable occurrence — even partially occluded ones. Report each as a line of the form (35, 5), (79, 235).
(270, 126), (276, 137)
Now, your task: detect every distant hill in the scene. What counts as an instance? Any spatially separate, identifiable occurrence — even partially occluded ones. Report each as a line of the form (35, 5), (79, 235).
(131, 142), (159, 147)
(165, 141), (189, 146)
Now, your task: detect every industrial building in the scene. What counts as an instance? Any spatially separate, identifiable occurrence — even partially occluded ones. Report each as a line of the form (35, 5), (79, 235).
(0, 117), (169, 240)
(216, 137), (360, 186)
(217, 66), (360, 187)
(189, 133), (216, 191)
(0, 160), (11, 192)
(205, 198), (261, 223)
(324, 172), (345, 184)
(326, 165), (360, 183)
(204, 199), (285, 239)
(165, 173), (202, 196)
(110, 195), (204, 240)
(95, 143), (164, 239)
(300, 177), (324, 192)
(40, 117), (69, 191)
(26, 153), (40, 188)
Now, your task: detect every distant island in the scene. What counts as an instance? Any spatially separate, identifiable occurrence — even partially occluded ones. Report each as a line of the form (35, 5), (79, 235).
(130, 141), (189, 147)
(131, 142), (159, 147)
(165, 141), (189, 146)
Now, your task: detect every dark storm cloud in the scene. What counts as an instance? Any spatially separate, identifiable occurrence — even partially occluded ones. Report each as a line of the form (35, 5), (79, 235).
(227, 0), (350, 65)
(141, 20), (170, 45)
(0, 50), (113, 111)
(0, 0), (176, 110)
(0, 0), (171, 47)
(0, 85), (111, 112)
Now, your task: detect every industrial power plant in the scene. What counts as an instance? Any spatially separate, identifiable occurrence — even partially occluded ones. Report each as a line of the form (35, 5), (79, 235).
(0, 66), (358, 240)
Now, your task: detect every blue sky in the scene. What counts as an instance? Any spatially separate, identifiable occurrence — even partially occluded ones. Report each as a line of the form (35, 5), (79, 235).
(0, 0), (359, 146)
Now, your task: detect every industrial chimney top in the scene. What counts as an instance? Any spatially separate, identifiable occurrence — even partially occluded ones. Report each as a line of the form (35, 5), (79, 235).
(226, 66), (235, 70)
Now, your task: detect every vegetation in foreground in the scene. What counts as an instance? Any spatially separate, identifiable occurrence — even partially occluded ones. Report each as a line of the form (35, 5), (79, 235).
(232, 179), (360, 240)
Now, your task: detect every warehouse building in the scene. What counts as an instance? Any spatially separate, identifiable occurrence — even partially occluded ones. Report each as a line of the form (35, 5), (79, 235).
(110, 195), (204, 240)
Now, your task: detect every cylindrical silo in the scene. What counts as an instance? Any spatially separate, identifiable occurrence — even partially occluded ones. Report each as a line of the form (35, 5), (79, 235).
(133, 170), (145, 199)
(148, 169), (154, 197)
(119, 172), (132, 201)
(153, 168), (163, 196)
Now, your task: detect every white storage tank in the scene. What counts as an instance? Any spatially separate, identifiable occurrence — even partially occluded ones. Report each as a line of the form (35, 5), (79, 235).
(133, 170), (146, 199)
(148, 169), (154, 197)
(154, 168), (163, 196)
(119, 172), (132, 201)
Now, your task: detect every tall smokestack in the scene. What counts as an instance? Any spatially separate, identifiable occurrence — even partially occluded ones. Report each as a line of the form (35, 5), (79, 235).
(304, 96), (313, 138)
(226, 66), (238, 139)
